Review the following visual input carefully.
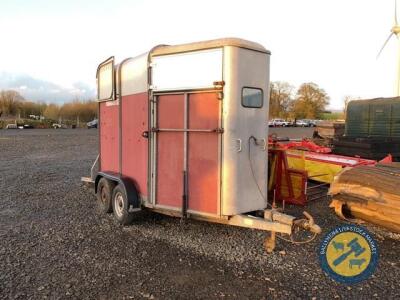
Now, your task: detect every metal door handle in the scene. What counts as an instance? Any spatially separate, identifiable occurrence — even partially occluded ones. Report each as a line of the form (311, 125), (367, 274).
(236, 139), (242, 152)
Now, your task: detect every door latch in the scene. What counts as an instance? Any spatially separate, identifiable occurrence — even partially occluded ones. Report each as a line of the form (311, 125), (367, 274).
(236, 139), (242, 152)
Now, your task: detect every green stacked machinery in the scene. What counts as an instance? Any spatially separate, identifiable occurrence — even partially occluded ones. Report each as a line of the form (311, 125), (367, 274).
(333, 97), (400, 160)
(346, 97), (400, 138)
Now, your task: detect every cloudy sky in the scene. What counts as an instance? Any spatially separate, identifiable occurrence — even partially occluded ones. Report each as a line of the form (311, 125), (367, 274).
(0, 0), (398, 107)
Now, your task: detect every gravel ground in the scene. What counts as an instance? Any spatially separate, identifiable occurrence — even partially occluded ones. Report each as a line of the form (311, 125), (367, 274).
(0, 129), (399, 299)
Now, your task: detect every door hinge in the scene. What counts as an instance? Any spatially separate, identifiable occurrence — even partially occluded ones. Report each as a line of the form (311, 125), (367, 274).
(213, 80), (225, 88)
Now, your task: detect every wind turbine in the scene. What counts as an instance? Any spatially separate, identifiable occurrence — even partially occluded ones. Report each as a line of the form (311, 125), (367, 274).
(377, 0), (400, 96)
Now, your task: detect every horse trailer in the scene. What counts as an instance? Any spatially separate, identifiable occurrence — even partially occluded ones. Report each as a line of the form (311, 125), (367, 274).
(82, 38), (320, 251)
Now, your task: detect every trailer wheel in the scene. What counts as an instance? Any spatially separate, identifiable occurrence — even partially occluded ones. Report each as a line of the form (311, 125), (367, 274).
(97, 177), (115, 213)
(112, 184), (134, 225)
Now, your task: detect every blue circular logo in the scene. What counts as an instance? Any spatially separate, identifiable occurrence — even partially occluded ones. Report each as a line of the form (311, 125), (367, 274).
(319, 225), (379, 284)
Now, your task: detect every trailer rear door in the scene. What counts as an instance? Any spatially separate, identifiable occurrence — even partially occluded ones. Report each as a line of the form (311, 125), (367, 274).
(152, 91), (221, 216)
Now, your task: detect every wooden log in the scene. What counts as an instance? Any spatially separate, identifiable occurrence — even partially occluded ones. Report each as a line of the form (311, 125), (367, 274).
(330, 198), (400, 233)
(329, 163), (400, 233)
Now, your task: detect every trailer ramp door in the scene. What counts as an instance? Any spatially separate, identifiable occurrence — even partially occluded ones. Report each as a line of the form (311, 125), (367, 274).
(153, 91), (221, 216)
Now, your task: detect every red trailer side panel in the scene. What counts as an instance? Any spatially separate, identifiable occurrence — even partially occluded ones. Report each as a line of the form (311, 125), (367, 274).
(188, 93), (219, 214)
(100, 102), (119, 173)
(121, 92), (148, 197)
(156, 94), (184, 208)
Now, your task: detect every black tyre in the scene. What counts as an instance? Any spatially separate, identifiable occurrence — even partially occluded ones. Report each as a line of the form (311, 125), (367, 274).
(97, 178), (115, 213)
(112, 184), (134, 225)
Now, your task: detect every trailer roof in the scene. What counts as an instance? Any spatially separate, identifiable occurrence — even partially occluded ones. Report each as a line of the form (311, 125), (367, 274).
(151, 38), (270, 56)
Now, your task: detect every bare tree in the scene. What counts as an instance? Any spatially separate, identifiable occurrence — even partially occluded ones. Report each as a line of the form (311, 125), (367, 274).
(0, 90), (24, 116)
(343, 95), (352, 119)
(43, 104), (60, 120)
(269, 81), (294, 118)
(0, 89), (97, 123)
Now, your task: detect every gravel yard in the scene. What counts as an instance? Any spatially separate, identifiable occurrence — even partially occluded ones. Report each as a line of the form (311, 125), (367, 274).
(0, 128), (399, 299)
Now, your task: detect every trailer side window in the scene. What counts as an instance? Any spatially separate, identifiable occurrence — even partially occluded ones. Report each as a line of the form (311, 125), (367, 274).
(242, 87), (263, 108)
(97, 57), (115, 101)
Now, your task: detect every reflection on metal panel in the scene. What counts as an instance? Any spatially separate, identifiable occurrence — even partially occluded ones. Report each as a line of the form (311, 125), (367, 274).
(151, 49), (222, 91)
(121, 53), (148, 96)
(98, 62), (113, 100)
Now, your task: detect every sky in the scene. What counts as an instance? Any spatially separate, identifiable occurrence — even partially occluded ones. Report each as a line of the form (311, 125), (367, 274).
(0, 0), (398, 108)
